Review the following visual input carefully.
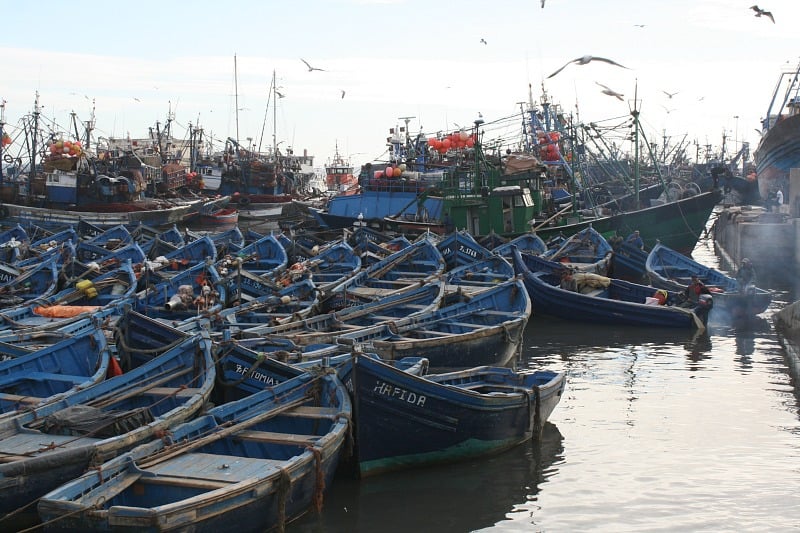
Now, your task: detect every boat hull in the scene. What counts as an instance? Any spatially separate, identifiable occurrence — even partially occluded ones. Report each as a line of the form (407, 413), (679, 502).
(754, 113), (800, 200)
(645, 242), (771, 319)
(512, 248), (705, 328)
(533, 191), (721, 255)
(1, 199), (207, 230)
(351, 354), (566, 477)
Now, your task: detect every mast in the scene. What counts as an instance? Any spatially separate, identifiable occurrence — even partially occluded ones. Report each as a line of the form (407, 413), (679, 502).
(272, 69), (277, 157)
(631, 82), (640, 206)
(30, 92), (40, 205)
(234, 54), (240, 146)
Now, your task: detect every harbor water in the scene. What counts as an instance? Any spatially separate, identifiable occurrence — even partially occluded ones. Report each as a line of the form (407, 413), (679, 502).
(290, 235), (800, 532)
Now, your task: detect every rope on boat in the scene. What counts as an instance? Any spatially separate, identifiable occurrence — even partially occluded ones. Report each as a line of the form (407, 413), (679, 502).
(12, 495), (105, 533)
(276, 468), (292, 533)
(532, 385), (543, 436)
(309, 446), (326, 513)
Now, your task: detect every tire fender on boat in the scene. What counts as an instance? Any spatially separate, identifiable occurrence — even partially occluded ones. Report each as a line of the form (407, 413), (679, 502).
(237, 196), (251, 207)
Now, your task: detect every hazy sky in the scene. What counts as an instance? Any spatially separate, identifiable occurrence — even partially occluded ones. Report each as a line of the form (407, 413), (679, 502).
(1, 0), (797, 169)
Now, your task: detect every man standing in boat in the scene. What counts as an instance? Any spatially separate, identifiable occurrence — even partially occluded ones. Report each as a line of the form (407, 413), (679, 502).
(735, 258), (756, 293)
(625, 230), (644, 250)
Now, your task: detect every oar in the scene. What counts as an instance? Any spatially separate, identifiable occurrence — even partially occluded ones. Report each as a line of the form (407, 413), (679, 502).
(533, 203), (575, 232)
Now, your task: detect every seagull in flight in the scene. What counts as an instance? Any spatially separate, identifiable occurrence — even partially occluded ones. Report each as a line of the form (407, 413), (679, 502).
(133, 97), (141, 102)
(662, 90), (679, 99)
(596, 82), (624, 101)
(480, 38), (487, 45)
(340, 90), (346, 99)
(750, 5), (775, 23)
(301, 58), (326, 72)
(547, 55), (629, 79)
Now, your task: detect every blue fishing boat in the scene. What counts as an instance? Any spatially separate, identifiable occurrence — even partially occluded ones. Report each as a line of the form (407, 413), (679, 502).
(185, 225), (245, 256)
(12, 226), (79, 266)
(350, 353), (566, 477)
(444, 254), (515, 288)
(132, 223), (185, 254)
(348, 228), (412, 267)
(512, 247), (712, 329)
(0, 224), (29, 263)
(135, 260), (226, 321)
(240, 279), (447, 346)
(322, 238), (444, 312)
(38, 366), (351, 532)
(540, 225), (613, 274)
(491, 232), (548, 258)
(216, 233), (287, 277)
(0, 252), (60, 308)
(609, 240), (649, 282)
(645, 242), (771, 318)
(0, 317), (110, 416)
(0, 260), (138, 331)
(146, 235), (217, 273)
(81, 223), (133, 249)
(0, 325), (214, 516)
(435, 230), (492, 270)
(73, 240), (146, 270)
(214, 278), (320, 330)
(336, 278), (531, 368)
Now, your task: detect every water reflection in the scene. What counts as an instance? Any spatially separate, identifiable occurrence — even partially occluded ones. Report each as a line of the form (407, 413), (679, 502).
(519, 315), (713, 370)
(683, 329), (713, 362)
(290, 424), (565, 533)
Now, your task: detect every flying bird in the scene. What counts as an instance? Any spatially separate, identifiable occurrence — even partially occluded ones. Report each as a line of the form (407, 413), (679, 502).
(547, 55), (629, 79)
(133, 97), (141, 102)
(750, 5), (775, 23)
(596, 82), (624, 101)
(341, 90), (346, 99)
(541, 0), (545, 7)
(301, 58), (326, 72)
(661, 105), (676, 114)
(480, 38), (487, 45)
(633, 24), (646, 28)
(662, 90), (679, 99)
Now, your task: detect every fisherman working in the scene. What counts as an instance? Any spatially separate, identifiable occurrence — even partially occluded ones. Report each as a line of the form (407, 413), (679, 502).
(681, 275), (711, 306)
(736, 258), (756, 293)
(607, 231), (624, 251)
(625, 230), (644, 250)
(560, 269), (578, 292)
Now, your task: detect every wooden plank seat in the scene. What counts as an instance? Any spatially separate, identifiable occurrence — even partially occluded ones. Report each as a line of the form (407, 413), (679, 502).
(285, 405), (341, 419)
(143, 387), (202, 398)
(234, 429), (320, 446)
